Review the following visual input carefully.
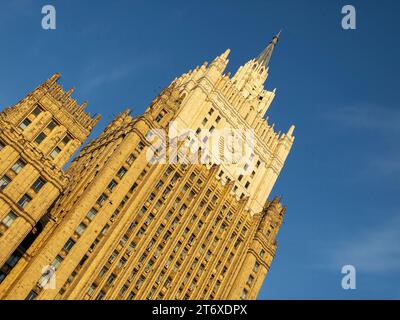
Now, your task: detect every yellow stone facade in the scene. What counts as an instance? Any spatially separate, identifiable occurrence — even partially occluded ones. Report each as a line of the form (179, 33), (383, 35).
(0, 34), (294, 300)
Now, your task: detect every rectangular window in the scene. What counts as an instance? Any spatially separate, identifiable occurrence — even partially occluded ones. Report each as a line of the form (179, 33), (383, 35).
(247, 275), (254, 286)
(253, 261), (260, 272)
(108, 250), (118, 263)
(0, 175), (11, 190)
(87, 284), (97, 296)
(126, 154), (136, 165)
(86, 208), (98, 220)
(19, 118), (32, 130)
(0, 140), (5, 151)
(117, 257), (127, 268)
(63, 238), (76, 253)
(99, 267), (108, 278)
(17, 194), (32, 209)
(1, 212), (17, 227)
(47, 120), (57, 131)
(32, 106), (42, 117)
(241, 289), (248, 300)
(95, 291), (105, 300)
(96, 193), (108, 206)
(34, 132), (47, 145)
(51, 255), (63, 270)
(119, 285), (128, 296)
(107, 179), (118, 192)
(117, 167), (127, 178)
(155, 112), (164, 122)
(11, 159), (26, 174)
(62, 135), (71, 146)
(31, 177), (46, 193)
(106, 274), (116, 285)
(50, 146), (61, 159)
(25, 291), (38, 300)
(75, 223), (87, 236)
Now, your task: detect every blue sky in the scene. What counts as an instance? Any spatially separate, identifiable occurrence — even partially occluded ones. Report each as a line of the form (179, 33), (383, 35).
(0, 0), (399, 299)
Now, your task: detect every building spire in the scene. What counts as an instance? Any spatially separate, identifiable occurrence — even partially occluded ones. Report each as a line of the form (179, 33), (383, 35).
(255, 30), (281, 68)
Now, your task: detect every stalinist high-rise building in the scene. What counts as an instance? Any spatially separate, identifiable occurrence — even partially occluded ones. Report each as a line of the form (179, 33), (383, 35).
(0, 33), (294, 300)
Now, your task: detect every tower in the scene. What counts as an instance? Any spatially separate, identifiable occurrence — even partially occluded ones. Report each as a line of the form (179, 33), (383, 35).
(0, 34), (294, 300)
(0, 74), (100, 284)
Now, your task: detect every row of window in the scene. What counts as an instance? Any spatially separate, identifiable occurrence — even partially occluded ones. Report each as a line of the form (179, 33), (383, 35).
(18, 105), (72, 160)
(55, 150), (142, 299)
(103, 164), (247, 300)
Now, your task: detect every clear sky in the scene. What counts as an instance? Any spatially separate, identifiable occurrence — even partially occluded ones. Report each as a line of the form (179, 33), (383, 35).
(0, 0), (399, 299)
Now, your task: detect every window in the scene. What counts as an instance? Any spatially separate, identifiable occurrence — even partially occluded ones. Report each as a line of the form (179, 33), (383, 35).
(0, 175), (11, 190)
(47, 121), (57, 131)
(260, 249), (265, 258)
(25, 291), (38, 300)
(32, 106), (42, 117)
(247, 275), (254, 286)
(119, 285), (128, 296)
(126, 154), (136, 165)
(208, 108), (214, 116)
(75, 223), (87, 236)
(96, 291), (105, 300)
(155, 110), (165, 122)
(240, 289), (248, 300)
(99, 267), (108, 278)
(50, 147), (61, 159)
(117, 167), (127, 178)
(117, 257), (126, 268)
(62, 135), (71, 145)
(0, 140), (5, 151)
(216, 116), (221, 123)
(127, 242), (136, 253)
(108, 250), (118, 263)
(17, 194), (32, 209)
(19, 118), (32, 130)
(11, 159), (26, 174)
(31, 177), (46, 192)
(1, 212), (17, 227)
(100, 225), (109, 236)
(253, 261), (260, 272)
(245, 181), (250, 189)
(87, 284), (97, 296)
(51, 255), (63, 270)
(107, 180), (118, 192)
(34, 132), (47, 145)
(96, 193), (108, 206)
(86, 208), (98, 220)
(63, 238), (76, 253)
(106, 274), (116, 285)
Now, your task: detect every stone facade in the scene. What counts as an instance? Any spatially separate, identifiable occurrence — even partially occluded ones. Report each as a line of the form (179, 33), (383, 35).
(0, 34), (294, 300)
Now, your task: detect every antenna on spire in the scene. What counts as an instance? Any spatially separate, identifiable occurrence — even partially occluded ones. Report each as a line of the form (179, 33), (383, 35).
(255, 30), (282, 68)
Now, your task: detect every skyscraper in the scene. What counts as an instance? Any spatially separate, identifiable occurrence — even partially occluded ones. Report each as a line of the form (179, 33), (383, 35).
(0, 33), (294, 300)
